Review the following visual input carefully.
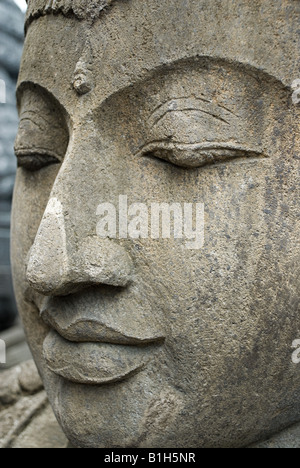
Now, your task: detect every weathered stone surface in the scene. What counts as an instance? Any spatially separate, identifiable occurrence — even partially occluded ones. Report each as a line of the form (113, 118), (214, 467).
(18, 359), (43, 393)
(25, 0), (117, 30)
(10, 0), (300, 448)
(2, 361), (300, 448)
(0, 365), (21, 408)
(0, 360), (41, 409)
(0, 360), (67, 448)
(251, 423), (300, 449)
(10, 403), (67, 449)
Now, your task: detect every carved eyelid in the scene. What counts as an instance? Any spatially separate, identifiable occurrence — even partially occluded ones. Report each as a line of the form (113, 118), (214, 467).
(14, 147), (62, 172)
(14, 147), (63, 162)
(138, 141), (262, 152)
(137, 141), (266, 168)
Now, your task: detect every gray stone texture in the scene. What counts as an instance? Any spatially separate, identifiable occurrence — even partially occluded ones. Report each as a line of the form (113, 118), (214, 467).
(0, 360), (67, 448)
(9, 0), (300, 448)
(1, 359), (300, 448)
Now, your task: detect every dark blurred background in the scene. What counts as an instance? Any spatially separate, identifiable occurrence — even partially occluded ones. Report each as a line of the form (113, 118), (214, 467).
(0, 0), (32, 368)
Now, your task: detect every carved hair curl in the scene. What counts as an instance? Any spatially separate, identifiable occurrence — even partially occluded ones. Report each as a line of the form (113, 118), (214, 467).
(25, 0), (117, 31)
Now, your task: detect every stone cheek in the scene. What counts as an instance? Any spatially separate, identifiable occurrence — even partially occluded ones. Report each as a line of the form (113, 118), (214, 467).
(10, 0), (300, 449)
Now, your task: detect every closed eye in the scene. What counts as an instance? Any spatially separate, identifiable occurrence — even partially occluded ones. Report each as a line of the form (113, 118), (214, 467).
(15, 148), (61, 172)
(139, 142), (266, 169)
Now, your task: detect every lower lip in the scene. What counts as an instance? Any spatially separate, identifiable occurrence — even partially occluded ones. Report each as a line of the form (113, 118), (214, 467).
(43, 331), (158, 385)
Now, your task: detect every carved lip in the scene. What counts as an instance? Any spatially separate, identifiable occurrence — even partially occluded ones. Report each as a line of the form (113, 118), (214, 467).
(40, 298), (165, 346)
(41, 309), (165, 346)
(40, 295), (165, 384)
(43, 330), (160, 385)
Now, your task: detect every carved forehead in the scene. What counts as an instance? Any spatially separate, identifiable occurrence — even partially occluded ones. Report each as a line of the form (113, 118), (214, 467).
(21, 0), (299, 97)
(25, 0), (117, 31)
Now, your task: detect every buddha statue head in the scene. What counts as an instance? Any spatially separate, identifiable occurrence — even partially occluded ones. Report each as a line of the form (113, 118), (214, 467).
(11, 0), (300, 448)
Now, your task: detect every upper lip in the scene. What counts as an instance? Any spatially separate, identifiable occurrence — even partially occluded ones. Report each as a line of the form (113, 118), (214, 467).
(40, 296), (165, 346)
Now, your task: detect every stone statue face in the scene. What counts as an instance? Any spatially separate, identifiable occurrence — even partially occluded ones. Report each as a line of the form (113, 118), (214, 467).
(11, 0), (300, 448)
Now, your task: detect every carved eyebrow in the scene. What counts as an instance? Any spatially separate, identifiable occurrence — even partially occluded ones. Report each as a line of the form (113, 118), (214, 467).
(150, 96), (211, 116)
(148, 97), (236, 128)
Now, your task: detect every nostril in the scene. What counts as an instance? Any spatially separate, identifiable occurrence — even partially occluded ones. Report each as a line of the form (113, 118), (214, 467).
(77, 237), (135, 288)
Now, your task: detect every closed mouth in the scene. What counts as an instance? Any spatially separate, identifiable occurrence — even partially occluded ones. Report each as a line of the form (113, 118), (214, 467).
(42, 312), (165, 345)
(40, 296), (165, 346)
(43, 330), (161, 385)
(40, 296), (165, 385)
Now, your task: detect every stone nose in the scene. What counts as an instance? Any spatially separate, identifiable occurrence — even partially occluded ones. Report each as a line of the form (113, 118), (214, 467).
(26, 197), (134, 296)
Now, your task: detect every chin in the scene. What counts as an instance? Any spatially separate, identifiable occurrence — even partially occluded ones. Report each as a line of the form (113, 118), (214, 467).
(47, 370), (187, 448)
